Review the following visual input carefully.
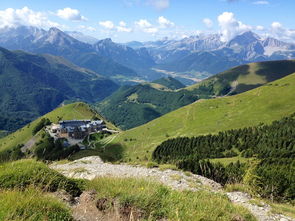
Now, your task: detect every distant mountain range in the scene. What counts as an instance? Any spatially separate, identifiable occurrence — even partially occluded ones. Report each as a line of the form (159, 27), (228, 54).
(65, 31), (99, 44)
(127, 31), (295, 78)
(0, 47), (118, 131)
(0, 26), (156, 83)
(2, 26), (295, 85)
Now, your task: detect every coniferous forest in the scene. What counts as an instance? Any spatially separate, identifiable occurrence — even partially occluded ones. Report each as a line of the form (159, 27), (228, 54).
(152, 114), (295, 201)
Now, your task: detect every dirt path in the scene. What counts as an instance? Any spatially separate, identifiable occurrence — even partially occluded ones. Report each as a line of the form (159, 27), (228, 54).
(51, 156), (295, 221)
(51, 156), (221, 192)
(227, 192), (293, 221)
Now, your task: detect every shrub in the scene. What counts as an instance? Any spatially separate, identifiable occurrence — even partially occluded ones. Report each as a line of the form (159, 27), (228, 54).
(146, 161), (158, 168)
(224, 149), (238, 157)
(253, 159), (295, 201)
(32, 118), (51, 135)
(159, 164), (178, 171)
(0, 144), (25, 163)
(177, 158), (246, 185)
(34, 133), (80, 161)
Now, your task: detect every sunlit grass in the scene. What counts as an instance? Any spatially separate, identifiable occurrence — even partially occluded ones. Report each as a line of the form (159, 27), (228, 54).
(0, 188), (73, 221)
(103, 73), (295, 162)
(87, 177), (256, 221)
(269, 201), (295, 219)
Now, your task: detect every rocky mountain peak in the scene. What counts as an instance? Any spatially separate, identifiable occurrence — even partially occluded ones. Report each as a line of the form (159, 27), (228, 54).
(227, 31), (260, 47)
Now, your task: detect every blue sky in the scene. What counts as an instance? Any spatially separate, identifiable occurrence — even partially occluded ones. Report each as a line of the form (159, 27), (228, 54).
(0, 0), (294, 42)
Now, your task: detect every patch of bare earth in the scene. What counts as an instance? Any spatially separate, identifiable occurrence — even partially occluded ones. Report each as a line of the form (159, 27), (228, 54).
(69, 190), (144, 221)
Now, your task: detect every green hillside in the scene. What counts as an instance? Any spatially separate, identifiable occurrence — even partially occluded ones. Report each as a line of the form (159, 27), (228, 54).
(96, 83), (199, 130)
(97, 60), (295, 130)
(187, 60), (295, 95)
(0, 47), (118, 131)
(0, 102), (114, 153)
(102, 72), (295, 161)
(152, 76), (185, 90)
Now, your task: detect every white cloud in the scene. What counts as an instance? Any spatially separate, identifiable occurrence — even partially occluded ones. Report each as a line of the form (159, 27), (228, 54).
(135, 19), (158, 33)
(117, 26), (132, 32)
(99, 20), (115, 29)
(78, 25), (96, 32)
(135, 19), (152, 28)
(271, 22), (282, 30)
(203, 18), (213, 28)
(143, 27), (158, 33)
(56, 8), (86, 21)
(117, 21), (132, 32)
(218, 12), (251, 42)
(119, 21), (127, 27)
(147, 0), (170, 10)
(253, 1), (269, 5)
(158, 16), (174, 28)
(270, 22), (295, 42)
(0, 7), (60, 29)
(99, 20), (132, 32)
(255, 25), (265, 31)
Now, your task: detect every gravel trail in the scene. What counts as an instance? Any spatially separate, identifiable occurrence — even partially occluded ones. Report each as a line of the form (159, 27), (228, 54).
(50, 156), (295, 221)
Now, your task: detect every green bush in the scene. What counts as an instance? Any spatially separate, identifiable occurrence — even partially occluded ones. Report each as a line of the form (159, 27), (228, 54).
(253, 159), (295, 201)
(0, 144), (25, 163)
(146, 161), (158, 168)
(0, 159), (85, 196)
(32, 118), (51, 135)
(34, 133), (80, 161)
(224, 149), (238, 157)
(177, 158), (246, 185)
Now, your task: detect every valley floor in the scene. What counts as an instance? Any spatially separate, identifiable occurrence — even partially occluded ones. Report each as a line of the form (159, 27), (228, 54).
(51, 156), (295, 221)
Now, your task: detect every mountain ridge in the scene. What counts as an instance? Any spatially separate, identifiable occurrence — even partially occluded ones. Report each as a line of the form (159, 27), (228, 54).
(2, 26), (295, 84)
(97, 59), (295, 130)
(0, 47), (118, 131)
(0, 26), (155, 82)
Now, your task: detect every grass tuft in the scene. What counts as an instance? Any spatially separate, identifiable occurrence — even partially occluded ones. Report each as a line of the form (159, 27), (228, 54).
(225, 183), (254, 196)
(0, 188), (73, 221)
(158, 164), (178, 171)
(0, 159), (85, 196)
(87, 177), (255, 220)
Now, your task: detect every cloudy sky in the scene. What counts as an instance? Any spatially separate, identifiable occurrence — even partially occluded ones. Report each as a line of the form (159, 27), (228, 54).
(0, 0), (294, 43)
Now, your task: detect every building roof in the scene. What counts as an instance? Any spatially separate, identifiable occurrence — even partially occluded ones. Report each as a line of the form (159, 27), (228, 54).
(59, 119), (91, 124)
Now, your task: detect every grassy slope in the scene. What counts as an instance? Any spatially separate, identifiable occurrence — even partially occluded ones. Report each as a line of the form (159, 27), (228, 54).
(186, 60), (295, 94)
(0, 102), (116, 153)
(105, 72), (295, 161)
(152, 76), (185, 90)
(98, 60), (295, 131)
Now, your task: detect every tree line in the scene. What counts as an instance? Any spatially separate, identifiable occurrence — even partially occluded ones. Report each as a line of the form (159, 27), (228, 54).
(152, 113), (295, 201)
